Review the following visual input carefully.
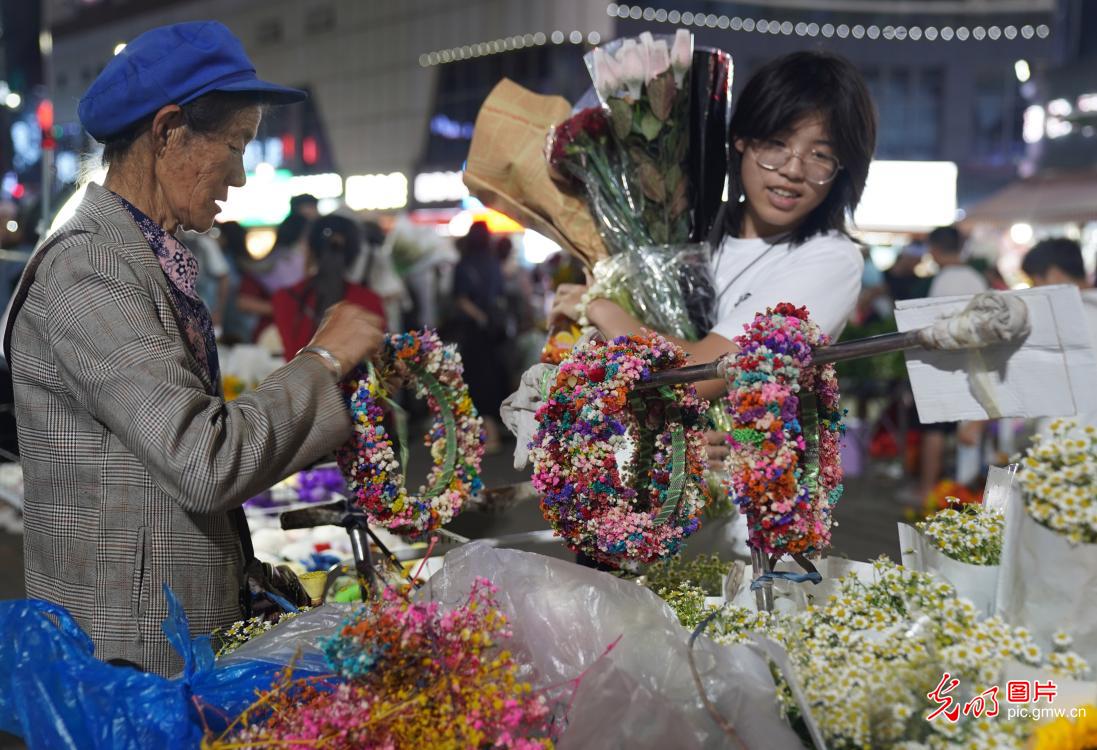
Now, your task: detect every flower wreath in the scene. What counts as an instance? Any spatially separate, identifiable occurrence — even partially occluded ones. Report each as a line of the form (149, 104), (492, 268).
(722, 303), (843, 558)
(530, 332), (710, 566)
(336, 329), (484, 536)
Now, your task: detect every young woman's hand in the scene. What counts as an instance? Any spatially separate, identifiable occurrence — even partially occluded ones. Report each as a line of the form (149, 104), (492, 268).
(704, 429), (730, 472)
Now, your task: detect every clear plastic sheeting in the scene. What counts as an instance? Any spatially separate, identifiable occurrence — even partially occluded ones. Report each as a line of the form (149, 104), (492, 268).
(423, 542), (803, 750)
(592, 242), (716, 341)
(217, 602), (354, 674)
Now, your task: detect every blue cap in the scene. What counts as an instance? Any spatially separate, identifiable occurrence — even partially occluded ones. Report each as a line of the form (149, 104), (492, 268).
(78, 21), (306, 141)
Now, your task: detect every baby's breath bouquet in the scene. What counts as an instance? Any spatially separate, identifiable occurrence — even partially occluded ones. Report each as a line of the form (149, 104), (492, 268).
(709, 559), (1088, 749)
(1019, 419), (1097, 545)
(916, 506), (1005, 566)
(212, 608), (306, 657)
(899, 504), (1004, 616)
(998, 419), (1097, 672)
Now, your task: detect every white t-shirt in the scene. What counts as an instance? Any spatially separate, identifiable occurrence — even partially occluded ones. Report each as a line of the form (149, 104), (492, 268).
(710, 230), (864, 343)
(928, 265), (987, 299)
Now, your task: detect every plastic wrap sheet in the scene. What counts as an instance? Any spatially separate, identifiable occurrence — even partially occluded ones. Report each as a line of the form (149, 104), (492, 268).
(593, 243), (715, 341)
(423, 541), (802, 749)
(216, 603), (354, 674)
(998, 490), (1097, 668)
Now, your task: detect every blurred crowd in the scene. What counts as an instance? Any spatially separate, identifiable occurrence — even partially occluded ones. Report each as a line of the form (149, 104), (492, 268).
(850, 225), (1097, 508)
(91, 201), (582, 454)
(3, 196), (1094, 494)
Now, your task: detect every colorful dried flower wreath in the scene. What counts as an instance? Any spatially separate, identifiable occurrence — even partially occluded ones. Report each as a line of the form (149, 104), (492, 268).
(723, 303), (844, 557)
(530, 332), (709, 566)
(337, 329), (484, 537)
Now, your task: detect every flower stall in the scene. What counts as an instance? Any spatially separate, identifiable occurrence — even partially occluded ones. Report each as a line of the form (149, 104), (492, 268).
(2, 28), (1096, 750)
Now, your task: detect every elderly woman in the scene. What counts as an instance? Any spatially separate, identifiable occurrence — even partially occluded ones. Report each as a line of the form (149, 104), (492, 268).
(2, 21), (381, 676)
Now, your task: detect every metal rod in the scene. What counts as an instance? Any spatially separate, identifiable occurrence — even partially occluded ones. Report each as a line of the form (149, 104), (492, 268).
(347, 525), (379, 601)
(636, 330), (924, 390)
(751, 548), (774, 612)
(812, 330), (923, 365)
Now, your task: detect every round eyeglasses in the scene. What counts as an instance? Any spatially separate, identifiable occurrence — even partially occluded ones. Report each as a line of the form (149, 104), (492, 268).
(753, 139), (842, 185)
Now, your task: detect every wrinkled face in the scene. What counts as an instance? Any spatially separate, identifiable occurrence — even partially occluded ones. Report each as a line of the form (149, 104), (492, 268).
(735, 114), (837, 239)
(156, 106), (260, 232)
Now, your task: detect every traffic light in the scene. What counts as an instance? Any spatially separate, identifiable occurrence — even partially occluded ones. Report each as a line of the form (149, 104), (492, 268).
(36, 98), (54, 150)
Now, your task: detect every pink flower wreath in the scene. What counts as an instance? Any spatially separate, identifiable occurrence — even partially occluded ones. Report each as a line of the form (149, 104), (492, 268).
(530, 332), (710, 566)
(722, 303), (844, 558)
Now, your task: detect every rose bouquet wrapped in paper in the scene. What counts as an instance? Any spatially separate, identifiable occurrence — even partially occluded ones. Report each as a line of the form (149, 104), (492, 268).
(998, 419), (1097, 667)
(545, 30), (728, 344)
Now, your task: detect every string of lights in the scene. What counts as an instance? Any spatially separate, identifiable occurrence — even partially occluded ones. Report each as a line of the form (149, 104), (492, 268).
(419, 30), (602, 67)
(607, 4), (1051, 42)
(419, 3), (1051, 67)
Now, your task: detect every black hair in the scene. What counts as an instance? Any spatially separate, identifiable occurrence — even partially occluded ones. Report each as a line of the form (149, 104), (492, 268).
(458, 221), (492, 258)
(274, 213), (309, 248)
(100, 90), (273, 166)
(928, 226), (963, 254)
(290, 193), (319, 213)
(305, 214), (360, 322)
(725, 50), (877, 244)
(1022, 237), (1086, 282)
(361, 219), (385, 247)
(360, 219), (385, 283)
(216, 221), (247, 259)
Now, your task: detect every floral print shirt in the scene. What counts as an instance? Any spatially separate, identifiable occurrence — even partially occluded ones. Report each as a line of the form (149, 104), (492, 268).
(113, 192), (221, 391)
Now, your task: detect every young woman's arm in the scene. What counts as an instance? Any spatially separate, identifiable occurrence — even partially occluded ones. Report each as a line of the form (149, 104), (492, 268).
(551, 284), (735, 401)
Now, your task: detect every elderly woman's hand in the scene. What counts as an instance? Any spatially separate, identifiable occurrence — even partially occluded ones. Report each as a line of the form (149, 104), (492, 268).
(308, 302), (385, 376)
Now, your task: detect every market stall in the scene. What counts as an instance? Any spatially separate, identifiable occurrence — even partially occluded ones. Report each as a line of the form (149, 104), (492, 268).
(2, 28), (1096, 750)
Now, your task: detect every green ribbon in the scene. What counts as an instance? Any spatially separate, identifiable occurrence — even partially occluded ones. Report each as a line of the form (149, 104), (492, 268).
(416, 366), (459, 499)
(798, 391), (820, 497)
(628, 391), (656, 510)
(369, 363), (410, 474)
(654, 388), (688, 525)
(629, 385), (689, 526)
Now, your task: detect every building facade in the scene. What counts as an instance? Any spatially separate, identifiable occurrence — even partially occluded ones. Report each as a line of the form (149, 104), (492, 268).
(26, 0), (1083, 219)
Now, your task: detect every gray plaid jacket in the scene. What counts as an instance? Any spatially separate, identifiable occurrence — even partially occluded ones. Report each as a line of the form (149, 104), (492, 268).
(9, 183), (351, 676)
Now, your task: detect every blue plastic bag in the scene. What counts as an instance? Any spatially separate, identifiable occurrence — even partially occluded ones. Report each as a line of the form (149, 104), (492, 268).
(0, 585), (311, 749)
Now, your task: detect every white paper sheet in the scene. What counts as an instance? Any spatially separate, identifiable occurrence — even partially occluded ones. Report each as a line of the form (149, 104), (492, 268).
(894, 285), (1097, 423)
(997, 490), (1097, 670)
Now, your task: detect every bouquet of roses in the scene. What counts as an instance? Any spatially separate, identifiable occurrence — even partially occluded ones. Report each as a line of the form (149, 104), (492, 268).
(544, 30), (730, 345)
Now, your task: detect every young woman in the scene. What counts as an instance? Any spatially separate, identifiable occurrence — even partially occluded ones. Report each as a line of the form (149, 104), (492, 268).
(552, 50), (877, 407)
